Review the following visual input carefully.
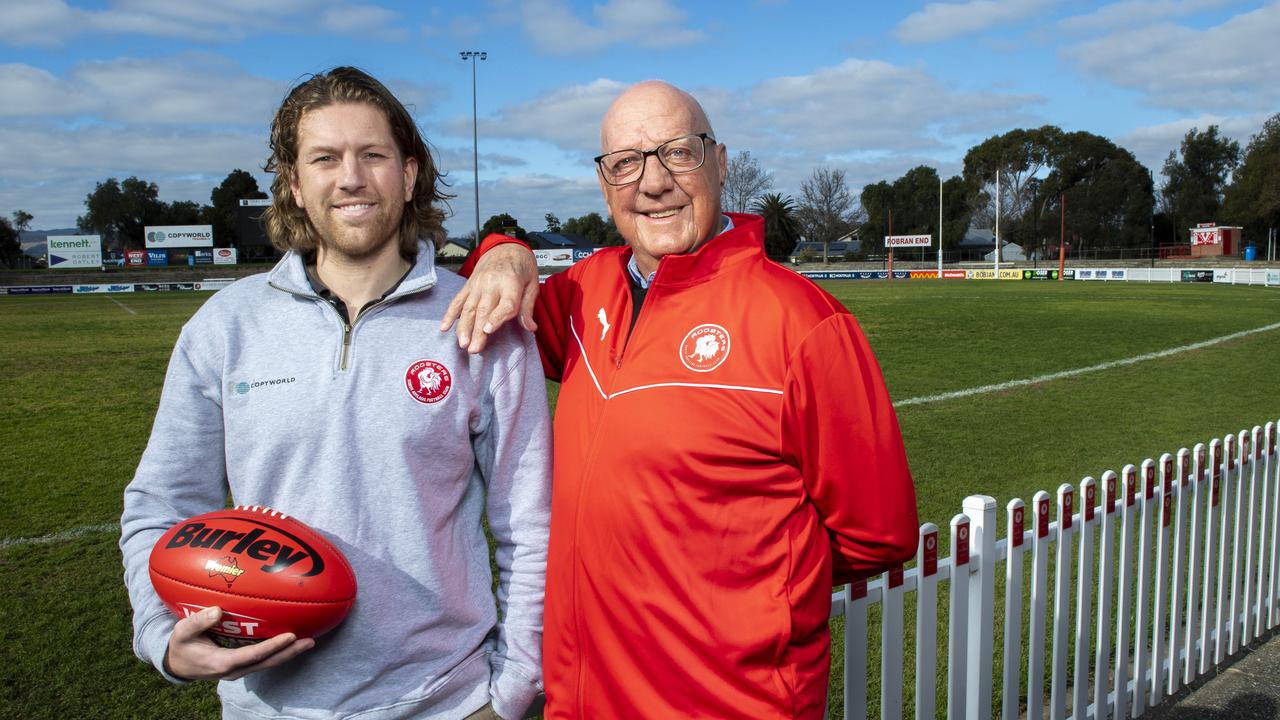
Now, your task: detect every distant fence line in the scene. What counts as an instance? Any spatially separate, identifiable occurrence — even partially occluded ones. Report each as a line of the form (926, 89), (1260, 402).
(831, 420), (1280, 720)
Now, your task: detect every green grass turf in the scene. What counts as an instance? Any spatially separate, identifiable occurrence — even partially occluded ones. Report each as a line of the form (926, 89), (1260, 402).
(1, 280), (1278, 718)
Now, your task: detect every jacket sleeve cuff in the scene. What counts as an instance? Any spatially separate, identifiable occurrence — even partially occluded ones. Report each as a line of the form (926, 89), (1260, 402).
(136, 612), (190, 685)
(489, 660), (541, 720)
(459, 233), (529, 278)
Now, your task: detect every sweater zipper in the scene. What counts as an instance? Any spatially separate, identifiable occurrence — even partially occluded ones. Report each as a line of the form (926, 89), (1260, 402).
(269, 280), (435, 372)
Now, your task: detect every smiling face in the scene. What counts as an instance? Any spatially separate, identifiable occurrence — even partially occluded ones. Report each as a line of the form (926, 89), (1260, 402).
(289, 102), (417, 262)
(598, 82), (727, 278)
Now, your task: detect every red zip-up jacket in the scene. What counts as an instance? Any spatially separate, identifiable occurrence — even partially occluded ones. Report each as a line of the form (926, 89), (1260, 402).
(466, 213), (917, 718)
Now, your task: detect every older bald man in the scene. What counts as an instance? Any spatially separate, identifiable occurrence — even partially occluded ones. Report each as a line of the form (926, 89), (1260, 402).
(446, 81), (918, 719)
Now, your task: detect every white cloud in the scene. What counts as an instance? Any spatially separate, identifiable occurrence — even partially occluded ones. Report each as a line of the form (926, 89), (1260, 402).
(515, 0), (704, 55)
(319, 4), (407, 40)
(743, 59), (1042, 155)
(0, 64), (94, 117)
(0, 0), (401, 47)
(1063, 4), (1280, 113)
(1057, 0), (1234, 33)
(895, 0), (1052, 44)
(1118, 113), (1265, 172)
(460, 79), (628, 152)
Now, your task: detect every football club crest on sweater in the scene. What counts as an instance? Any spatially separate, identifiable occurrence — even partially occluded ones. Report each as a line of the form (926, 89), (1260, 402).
(679, 324), (730, 372)
(405, 360), (452, 404)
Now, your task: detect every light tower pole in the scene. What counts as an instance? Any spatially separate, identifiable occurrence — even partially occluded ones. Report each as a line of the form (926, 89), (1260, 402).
(460, 51), (487, 246)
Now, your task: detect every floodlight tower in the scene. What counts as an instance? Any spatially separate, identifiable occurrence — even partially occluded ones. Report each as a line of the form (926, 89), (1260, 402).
(460, 51), (487, 246)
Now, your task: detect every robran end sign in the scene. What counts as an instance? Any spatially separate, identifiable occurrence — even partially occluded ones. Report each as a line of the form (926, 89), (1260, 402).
(145, 225), (213, 249)
(47, 235), (103, 269)
(884, 234), (932, 248)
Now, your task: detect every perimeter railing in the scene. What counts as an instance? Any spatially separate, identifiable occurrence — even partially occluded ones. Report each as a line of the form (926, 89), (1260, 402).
(832, 419), (1280, 720)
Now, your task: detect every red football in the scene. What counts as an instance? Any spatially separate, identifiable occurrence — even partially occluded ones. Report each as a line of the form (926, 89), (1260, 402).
(148, 505), (357, 647)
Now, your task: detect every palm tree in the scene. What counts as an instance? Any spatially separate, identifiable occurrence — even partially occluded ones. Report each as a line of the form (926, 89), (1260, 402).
(751, 193), (802, 261)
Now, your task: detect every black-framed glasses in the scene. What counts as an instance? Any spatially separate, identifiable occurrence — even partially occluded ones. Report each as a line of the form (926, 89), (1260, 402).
(594, 133), (715, 186)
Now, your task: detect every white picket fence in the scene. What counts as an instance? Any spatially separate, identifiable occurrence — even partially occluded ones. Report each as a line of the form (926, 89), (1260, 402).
(831, 419), (1280, 720)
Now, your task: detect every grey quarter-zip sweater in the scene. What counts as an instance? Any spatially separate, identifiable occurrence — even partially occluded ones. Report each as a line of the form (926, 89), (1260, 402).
(120, 242), (551, 720)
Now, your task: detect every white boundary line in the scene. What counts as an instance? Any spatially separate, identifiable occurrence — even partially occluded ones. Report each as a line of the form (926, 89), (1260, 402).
(0, 523), (117, 550)
(897, 320), (1280, 407)
(107, 296), (137, 315)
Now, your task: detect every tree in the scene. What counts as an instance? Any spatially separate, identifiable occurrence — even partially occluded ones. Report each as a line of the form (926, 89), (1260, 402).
(11, 209), (32, 238)
(721, 150), (773, 214)
(481, 213), (528, 243)
(1224, 113), (1280, 245)
(750, 193), (802, 261)
(0, 216), (21, 269)
(562, 212), (625, 247)
(544, 212), (562, 233)
(1161, 125), (1241, 237)
(208, 169), (267, 247)
(797, 166), (855, 248)
(77, 176), (166, 251)
(963, 126), (1063, 259)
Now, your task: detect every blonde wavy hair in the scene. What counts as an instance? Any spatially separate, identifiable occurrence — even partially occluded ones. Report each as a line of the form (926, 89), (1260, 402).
(263, 67), (450, 255)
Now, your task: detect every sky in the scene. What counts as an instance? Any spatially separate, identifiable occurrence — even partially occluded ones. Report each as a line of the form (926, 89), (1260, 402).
(1, 0), (1277, 239)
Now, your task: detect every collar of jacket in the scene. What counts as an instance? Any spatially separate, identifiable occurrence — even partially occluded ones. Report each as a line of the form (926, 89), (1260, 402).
(618, 212), (765, 290)
(268, 239), (439, 300)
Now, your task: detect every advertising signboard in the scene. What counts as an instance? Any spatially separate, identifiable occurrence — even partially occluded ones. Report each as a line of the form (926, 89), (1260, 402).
(145, 224), (213, 249)
(1181, 270), (1213, 283)
(47, 235), (103, 269)
(191, 249), (214, 265)
(213, 248), (238, 265)
(533, 249), (574, 267)
(942, 270), (967, 279)
(572, 248), (596, 262)
(998, 269), (1023, 280)
(146, 249), (169, 266)
(125, 250), (147, 267)
(884, 234), (932, 248)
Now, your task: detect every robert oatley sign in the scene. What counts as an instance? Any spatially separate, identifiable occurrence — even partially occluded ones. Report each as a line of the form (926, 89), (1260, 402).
(47, 235), (103, 269)
(884, 234), (932, 248)
(145, 224), (213, 249)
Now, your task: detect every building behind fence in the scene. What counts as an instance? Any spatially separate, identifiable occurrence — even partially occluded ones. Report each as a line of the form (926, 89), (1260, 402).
(832, 419), (1280, 720)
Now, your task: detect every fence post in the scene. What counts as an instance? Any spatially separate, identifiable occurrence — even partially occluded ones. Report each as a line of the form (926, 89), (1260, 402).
(1133, 459), (1159, 717)
(916, 524), (941, 720)
(1227, 431), (1247, 656)
(1115, 465), (1140, 719)
(881, 558), (906, 720)
(1242, 427), (1262, 646)
(966, 496), (998, 720)
(1264, 423), (1278, 631)
(949, 515), (973, 720)
(1250, 425), (1270, 639)
(1095, 472), (1119, 720)
(1074, 477), (1098, 720)
(1002, 499), (1027, 720)
(1186, 443), (1207, 684)
(1213, 435), (1233, 666)
(1146, 450), (1172, 702)
(1168, 449), (1191, 695)
(1027, 492), (1052, 720)
(1050, 484), (1075, 720)
(1199, 439), (1222, 675)
(844, 577), (870, 720)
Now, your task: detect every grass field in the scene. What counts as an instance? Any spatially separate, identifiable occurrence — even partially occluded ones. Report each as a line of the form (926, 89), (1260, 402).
(2, 280), (1279, 719)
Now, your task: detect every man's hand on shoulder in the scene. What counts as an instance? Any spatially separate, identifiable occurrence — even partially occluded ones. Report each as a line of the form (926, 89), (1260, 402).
(441, 243), (539, 354)
(164, 606), (315, 681)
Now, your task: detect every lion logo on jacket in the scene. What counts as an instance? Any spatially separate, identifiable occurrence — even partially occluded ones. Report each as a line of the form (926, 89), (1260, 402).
(679, 324), (730, 372)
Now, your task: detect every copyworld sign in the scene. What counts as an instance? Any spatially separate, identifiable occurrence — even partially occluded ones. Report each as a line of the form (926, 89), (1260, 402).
(145, 224), (213, 249)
